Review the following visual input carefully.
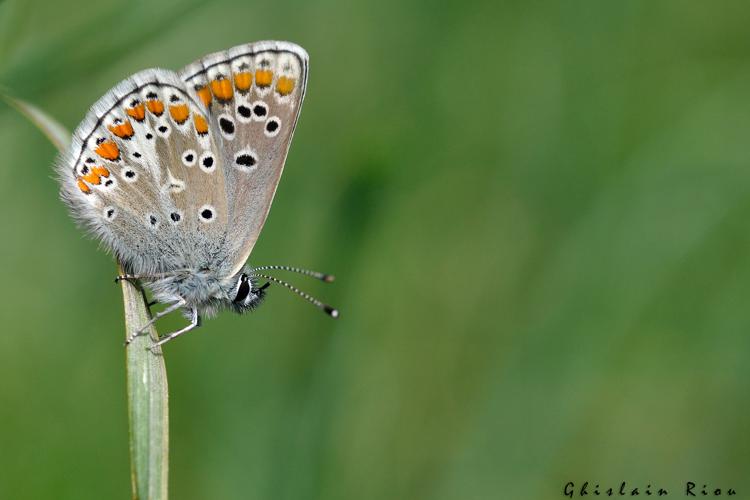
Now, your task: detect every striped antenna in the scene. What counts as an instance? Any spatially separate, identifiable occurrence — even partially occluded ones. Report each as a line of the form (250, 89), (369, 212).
(251, 272), (339, 318)
(250, 265), (335, 282)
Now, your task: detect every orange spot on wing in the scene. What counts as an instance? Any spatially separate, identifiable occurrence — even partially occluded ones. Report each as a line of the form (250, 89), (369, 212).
(146, 99), (164, 116)
(276, 76), (295, 96)
(234, 72), (252, 91)
(255, 70), (273, 87)
(92, 166), (110, 177)
(194, 114), (209, 135)
(126, 104), (145, 122)
(108, 121), (134, 139)
(210, 78), (234, 102)
(82, 171), (101, 185)
(196, 86), (212, 107)
(77, 178), (91, 193)
(95, 140), (120, 161)
(169, 104), (190, 124)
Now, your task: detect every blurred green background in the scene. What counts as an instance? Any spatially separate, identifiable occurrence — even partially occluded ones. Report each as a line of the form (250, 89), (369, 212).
(1, 0), (750, 499)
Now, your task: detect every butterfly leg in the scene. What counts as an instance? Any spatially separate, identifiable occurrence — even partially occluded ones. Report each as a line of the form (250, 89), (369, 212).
(150, 308), (201, 349)
(124, 298), (186, 346)
(115, 270), (189, 284)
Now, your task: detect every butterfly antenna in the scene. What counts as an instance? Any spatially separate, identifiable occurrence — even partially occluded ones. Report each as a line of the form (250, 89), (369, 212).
(250, 265), (335, 282)
(250, 272), (339, 318)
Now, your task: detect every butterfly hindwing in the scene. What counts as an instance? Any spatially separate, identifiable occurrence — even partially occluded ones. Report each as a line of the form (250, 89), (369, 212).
(58, 69), (229, 273)
(129, 70), (230, 261)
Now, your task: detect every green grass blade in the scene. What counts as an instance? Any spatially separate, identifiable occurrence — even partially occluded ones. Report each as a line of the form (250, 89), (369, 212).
(120, 265), (169, 500)
(2, 92), (69, 152)
(4, 93), (169, 500)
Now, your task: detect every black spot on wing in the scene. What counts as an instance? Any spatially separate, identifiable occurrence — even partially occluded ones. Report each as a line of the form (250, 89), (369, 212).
(237, 105), (251, 118)
(219, 117), (235, 135)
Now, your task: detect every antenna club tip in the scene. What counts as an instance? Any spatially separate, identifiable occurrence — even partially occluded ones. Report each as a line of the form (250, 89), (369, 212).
(324, 305), (340, 318)
(323, 274), (336, 283)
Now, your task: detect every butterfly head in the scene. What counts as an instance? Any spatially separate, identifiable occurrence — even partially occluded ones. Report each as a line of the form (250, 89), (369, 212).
(221, 264), (339, 318)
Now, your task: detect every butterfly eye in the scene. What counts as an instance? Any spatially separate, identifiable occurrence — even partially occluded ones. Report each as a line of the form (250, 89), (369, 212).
(233, 276), (251, 304)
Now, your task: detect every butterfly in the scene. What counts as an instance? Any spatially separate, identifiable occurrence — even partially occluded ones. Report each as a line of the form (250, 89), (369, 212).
(56, 41), (338, 348)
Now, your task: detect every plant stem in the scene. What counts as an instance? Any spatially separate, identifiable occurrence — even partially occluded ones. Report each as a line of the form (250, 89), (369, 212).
(3, 93), (169, 500)
(120, 265), (169, 500)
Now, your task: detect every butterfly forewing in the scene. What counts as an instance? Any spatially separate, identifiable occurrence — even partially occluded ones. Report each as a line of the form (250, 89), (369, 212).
(179, 41), (309, 277)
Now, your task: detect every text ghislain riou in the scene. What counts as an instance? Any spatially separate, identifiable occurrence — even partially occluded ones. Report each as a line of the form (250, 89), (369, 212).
(564, 482), (737, 497)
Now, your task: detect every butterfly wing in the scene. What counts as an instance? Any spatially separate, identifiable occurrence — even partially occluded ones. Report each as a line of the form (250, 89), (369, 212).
(179, 41), (309, 277)
(57, 41), (307, 279)
(57, 68), (230, 274)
